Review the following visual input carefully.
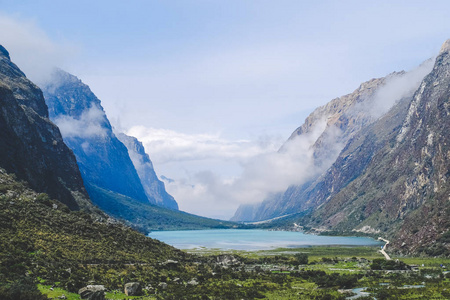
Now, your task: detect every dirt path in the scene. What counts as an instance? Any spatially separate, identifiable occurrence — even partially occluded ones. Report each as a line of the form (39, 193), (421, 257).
(378, 237), (391, 260)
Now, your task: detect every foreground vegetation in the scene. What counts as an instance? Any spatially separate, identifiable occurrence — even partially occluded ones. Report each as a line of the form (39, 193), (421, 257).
(1, 170), (449, 299)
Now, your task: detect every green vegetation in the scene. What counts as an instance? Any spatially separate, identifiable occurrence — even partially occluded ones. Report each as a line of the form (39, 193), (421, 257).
(1, 170), (449, 299)
(86, 183), (239, 232)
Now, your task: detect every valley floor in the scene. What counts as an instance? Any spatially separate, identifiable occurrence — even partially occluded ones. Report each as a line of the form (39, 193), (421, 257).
(37, 246), (450, 300)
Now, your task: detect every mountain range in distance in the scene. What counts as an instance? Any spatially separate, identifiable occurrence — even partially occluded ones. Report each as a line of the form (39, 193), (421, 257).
(0, 39), (449, 256)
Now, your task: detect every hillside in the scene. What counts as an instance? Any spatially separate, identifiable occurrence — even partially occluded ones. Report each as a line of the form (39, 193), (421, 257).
(232, 62), (433, 222)
(0, 169), (187, 298)
(85, 182), (235, 232)
(300, 41), (450, 255)
(0, 45), (92, 211)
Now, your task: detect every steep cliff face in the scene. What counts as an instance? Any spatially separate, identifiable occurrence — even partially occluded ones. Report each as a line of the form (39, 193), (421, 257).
(42, 69), (149, 204)
(41, 69), (237, 231)
(117, 133), (178, 210)
(0, 45), (91, 210)
(306, 41), (450, 254)
(232, 66), (433, 221)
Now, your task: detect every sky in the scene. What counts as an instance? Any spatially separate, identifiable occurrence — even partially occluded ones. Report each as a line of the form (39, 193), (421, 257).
(0, 1), (449, 219)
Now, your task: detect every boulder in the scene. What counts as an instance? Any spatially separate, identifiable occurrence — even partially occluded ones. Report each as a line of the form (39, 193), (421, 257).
(124, 282), (141, 296)
(78, 285), (106, 300)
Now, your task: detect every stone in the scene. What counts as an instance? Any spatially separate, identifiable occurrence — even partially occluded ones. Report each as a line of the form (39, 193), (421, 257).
(158, 282), (167, 290)
(78, 285), (106, 300)
(124, 282), (141, 296)
(187, 278), (199, 286)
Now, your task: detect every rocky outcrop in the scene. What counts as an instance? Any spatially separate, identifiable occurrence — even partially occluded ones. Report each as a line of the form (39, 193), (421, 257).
(124, 282), (141, 296)
(78, 285), (106, 300)
(117, 133), (178, 210)
(0, 45), (91, 210)
(42, 69), (149, 204)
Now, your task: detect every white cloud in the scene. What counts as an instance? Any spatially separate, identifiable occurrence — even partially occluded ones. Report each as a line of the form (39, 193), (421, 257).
(127, 126), (281, 164)
(354, 58), (435, 119)
(54, 106), (108, 139)
(126, 119), (328, 219)
(0, 14), (78, 84)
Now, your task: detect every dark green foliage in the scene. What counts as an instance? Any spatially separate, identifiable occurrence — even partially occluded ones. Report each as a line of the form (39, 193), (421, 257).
(86, 183), (238, 232)
(294, 253), (308, 265)
(293, 270), (360, 288)
(0, 277), (48, 300)
(370, 259), (409, 270)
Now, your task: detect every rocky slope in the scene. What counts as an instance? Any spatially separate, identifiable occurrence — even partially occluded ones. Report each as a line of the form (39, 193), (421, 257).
(117, 133), (178, 210)
(303, 41), (450, 255)
(232, 64), (433, 221)
(42, 69), (149, 203)
(0, 45), (91, 211)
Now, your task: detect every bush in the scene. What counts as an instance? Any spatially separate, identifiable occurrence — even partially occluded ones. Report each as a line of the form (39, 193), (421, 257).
(370, 259), (408, 270)
(0, 277), (48, 300)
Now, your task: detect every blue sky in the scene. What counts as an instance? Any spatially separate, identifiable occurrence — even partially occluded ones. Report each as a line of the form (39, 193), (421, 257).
(1, 1), (449, 218)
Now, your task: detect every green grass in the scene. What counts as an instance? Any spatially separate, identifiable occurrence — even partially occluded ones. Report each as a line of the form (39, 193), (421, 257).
(38, 284), (80, 299)
(105, 290), (156, 299)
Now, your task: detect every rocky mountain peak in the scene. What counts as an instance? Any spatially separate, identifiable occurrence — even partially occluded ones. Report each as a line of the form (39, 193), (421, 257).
(0, 45), (10, 60)
(439, 39), (450, 54)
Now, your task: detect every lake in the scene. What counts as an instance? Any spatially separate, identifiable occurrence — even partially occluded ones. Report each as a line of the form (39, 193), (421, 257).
(148, 229), (383, 250)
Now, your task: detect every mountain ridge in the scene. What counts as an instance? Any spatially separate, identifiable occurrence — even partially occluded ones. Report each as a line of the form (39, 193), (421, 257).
(0, 45), (92, 211)
(231, 65), (434, 222)
(117, 132), (179, 210)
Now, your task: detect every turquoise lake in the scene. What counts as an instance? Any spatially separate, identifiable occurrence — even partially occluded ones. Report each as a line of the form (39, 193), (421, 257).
(148, 229), (383, 250)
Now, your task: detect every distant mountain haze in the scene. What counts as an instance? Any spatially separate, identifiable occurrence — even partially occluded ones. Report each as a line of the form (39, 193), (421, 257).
(116, 132), (179, 210)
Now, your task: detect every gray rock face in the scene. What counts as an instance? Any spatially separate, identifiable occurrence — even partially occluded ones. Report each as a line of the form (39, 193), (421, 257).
(0, 45), (91, 210)
(117, 133), (178, 210)
(307, 40), (450, 253)
(124, 282), (141, 296)
(78, 285), (106, 300)
(42, 69), (149, 204)
(232, 75), (393, 221)
(232, 58), (434, 222)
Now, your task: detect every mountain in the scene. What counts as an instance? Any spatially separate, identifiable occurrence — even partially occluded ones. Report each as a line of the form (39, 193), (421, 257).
(116, 132), (179, 210)
(0, 45), (92, 211)
(232, 61), (433, 222)
(300, 41), (450, 255)
(42, 70), (149, 203)
(42, 69), (233, 231)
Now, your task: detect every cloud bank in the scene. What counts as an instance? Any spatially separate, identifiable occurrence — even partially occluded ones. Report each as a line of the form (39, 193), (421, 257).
(127, 119), (327, 219)
(0, 14), (77, 84)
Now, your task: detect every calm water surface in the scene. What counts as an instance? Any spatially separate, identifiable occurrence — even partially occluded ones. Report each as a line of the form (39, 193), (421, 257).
(148, 229), (382, 250)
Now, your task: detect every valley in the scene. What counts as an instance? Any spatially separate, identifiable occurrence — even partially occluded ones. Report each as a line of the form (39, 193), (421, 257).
(0, 4), (449, 298)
